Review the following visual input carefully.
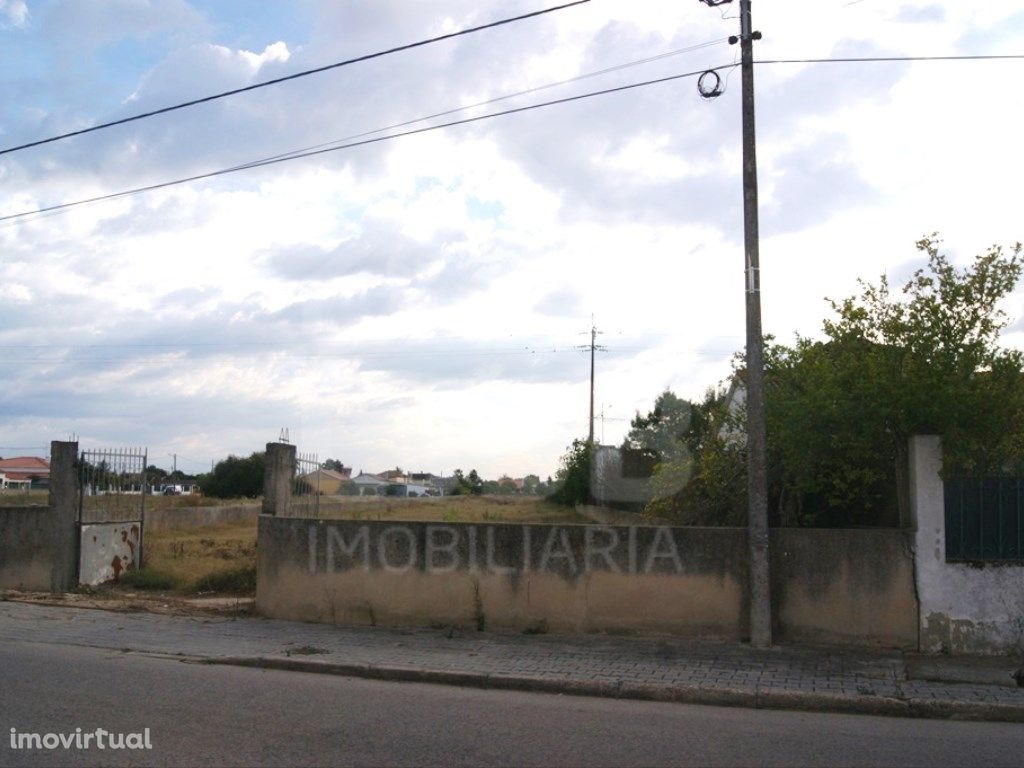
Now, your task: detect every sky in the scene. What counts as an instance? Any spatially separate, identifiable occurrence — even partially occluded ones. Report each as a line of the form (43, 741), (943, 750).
(1, 0), (1023, 479)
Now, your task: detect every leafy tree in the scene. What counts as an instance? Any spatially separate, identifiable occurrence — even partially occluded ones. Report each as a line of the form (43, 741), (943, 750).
(624, 389), (724, 462)
(765, 235), (1024, 526)
(322, 459), (348, 472)
(548, 439), (595, 506)
(448, 469), (483, 496)
(199, 452), (265, 498)
(522, 474), (541, 494)
(467, 469), (484, 496)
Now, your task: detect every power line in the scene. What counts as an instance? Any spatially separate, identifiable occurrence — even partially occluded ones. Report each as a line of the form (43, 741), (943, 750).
(0, 63), (736, 225)
(757, 53), (1024, 65)
(0, 0), (591, 158)
(252, 37), (730, 166)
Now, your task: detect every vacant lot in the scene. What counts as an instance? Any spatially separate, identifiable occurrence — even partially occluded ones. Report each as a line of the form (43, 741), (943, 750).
(119, 495), (587, 598)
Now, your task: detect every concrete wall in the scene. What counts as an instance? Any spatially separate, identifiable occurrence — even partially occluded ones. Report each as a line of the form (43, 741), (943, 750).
(0, 506), (56, 591)
(257, 517), (918, 647)
(771, 528), (918, 648)
(911, 436), (1024, 655)
(143, 504), (258, 532)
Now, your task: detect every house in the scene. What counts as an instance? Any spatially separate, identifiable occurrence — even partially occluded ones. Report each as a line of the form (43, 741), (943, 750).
(377, 468), (409, 484)
(298, 468), (352, 495)
(385, 482), (432, 498)
(352, 472), (389, 496)
(410, 472), (445, 494)
(0, 456), (50, 490)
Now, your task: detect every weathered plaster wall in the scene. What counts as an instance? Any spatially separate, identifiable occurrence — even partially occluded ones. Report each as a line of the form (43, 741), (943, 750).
(772, 529), (917, 648)
(0, 506), (55, 591)
(257, 517), (917, 646)
(911, 436), (1024, 654)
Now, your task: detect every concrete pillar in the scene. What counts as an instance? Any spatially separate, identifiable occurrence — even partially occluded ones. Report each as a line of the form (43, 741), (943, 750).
(908, 435), (943, 651)
(48, 440), (79, 593)
(262, 442), (295, 517)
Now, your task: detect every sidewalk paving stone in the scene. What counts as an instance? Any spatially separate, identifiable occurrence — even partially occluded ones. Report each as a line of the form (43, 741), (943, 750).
(1, 599), (1022, 722)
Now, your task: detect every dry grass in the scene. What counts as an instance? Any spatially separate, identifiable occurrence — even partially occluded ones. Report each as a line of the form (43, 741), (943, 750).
(142, 523), (256, 594)
(138, 496), (583, 597)
(313, 495), (588, 524)
(0, 490), (48, 507)
(0, 491), (256, 509)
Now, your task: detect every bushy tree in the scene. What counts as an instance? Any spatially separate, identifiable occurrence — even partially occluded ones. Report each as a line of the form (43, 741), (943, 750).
(198, 452), (264, 498)
(548, 439), (595, 506)
(765, 235), (1024, 525)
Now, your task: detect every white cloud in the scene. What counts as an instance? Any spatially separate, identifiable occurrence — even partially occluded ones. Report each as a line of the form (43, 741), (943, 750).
(0, 0), (27, 27)
(1, 0), (1022, 477)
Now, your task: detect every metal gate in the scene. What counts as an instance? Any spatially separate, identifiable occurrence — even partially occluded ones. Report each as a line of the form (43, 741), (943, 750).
(293, 450), (321, 518)
(78, 447), (148, 585)
(944, 476), (1023, 562)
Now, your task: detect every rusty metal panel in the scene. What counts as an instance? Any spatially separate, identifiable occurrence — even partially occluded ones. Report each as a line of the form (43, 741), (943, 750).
(79, 522), (141, 586)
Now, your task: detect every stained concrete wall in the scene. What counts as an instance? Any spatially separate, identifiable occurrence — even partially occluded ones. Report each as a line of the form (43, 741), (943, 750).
(771, 529), (917, 648)
(0, 506), (56, 591)
(911, 436), (1024, 655)
(257, 517), (918, 646)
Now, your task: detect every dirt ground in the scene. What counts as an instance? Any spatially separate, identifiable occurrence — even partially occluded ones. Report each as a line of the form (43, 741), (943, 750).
(1, 588), (254, 618)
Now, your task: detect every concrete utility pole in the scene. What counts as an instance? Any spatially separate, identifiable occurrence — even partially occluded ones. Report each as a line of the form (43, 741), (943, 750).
(699, 0), (771, 647)
(738, 0), (771, 650)
(589, 324), (597, 444)
(581, 320), (605, 444)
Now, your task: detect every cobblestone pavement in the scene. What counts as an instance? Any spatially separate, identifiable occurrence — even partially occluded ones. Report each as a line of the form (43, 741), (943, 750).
(1, 600), (1022, 720)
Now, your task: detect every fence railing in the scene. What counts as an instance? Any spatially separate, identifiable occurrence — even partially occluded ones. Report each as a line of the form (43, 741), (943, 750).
(292, 451), (320, 518)
(79, 447), (148, 524)
(944, 476), (1023, 562)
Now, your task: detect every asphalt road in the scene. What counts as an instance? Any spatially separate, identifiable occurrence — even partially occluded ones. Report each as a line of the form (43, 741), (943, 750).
(1, 641), (1022, 768)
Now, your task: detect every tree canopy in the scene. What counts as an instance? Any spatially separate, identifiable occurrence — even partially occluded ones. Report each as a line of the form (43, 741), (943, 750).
(198, 452), (264, 498)
(622, 236), (1024, 527)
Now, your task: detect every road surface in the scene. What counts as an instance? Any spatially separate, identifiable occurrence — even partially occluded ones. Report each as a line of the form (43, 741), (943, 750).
(1, 640), (1021, 767)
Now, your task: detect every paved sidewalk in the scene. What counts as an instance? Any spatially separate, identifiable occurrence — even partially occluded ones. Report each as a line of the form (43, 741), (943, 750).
(1, 600), (1022, 722)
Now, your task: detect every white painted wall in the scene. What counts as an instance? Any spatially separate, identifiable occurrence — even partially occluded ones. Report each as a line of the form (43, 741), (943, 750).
(910, 435), (1024, 655)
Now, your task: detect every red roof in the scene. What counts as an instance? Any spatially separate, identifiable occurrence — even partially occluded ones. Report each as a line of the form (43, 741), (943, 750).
(0, 456), (49, 481)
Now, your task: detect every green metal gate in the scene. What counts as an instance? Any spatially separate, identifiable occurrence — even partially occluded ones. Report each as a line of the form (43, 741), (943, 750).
(944, 476), (1023, 561)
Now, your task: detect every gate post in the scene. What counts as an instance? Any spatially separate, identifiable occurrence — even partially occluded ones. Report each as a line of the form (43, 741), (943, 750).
(263, 442), (296, 517)
(48, 440), (79, 593)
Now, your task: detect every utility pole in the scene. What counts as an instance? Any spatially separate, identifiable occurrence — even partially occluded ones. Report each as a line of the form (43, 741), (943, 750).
(589, 324), (597, 444)
(699, 0), (771, 647)
(580, 320), (605, 444)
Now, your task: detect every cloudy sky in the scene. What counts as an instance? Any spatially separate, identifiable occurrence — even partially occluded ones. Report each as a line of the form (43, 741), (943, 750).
(1, 0), (1022, 478)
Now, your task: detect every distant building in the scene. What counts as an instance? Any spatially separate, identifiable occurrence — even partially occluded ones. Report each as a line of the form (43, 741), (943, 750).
(299, 468), (352, 495)
(0, 456), (50, 490)
(352, 472), (389, 496)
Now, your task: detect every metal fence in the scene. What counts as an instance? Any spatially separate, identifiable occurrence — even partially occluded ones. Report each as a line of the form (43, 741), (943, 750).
(944, 476), (1023, 562)
(79, 447), (148, 524)
(292, 451), (320, 518)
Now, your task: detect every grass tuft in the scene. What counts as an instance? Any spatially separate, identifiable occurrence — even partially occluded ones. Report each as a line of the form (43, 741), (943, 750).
(118, 568), (180, 591)
(191, 565), (257, 595)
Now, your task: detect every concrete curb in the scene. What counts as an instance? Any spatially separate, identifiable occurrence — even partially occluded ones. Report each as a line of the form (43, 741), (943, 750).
(196, 655), (1024, 724)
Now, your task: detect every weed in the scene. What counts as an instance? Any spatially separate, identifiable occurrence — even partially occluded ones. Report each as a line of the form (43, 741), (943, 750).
(472, 579), (485, 632)
(522, 619), (548, 635)
(286, 645), (328, 656)
(118, 568), (180, 591)
(191, 565), (257, 595)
